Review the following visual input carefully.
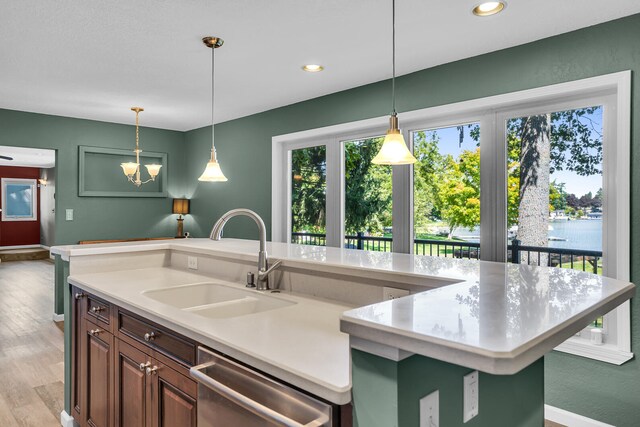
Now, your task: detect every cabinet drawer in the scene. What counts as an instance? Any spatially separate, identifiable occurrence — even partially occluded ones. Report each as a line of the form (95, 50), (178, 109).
(117, 310), (196, 366)
(84, 293), (112, 331)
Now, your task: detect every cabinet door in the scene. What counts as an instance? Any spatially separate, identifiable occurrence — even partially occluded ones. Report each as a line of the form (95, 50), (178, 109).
(81, 319), (114, 427)
(149, 362), (197, 427)
(71, 286), (86, 421)
(115, 339), (152, 427)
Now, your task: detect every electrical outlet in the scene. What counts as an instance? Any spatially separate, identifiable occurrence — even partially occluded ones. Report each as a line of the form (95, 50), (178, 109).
(65, 209), (73, 221)
(383, 286), (410, 301)
(420, 390), (439, 427)
(187, 256), (198, 270)
(463, 371), (479, 422)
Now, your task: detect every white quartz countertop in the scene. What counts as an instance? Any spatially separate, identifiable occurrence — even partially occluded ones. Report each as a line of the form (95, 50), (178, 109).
(53, 238), (635, 378)
(67, 267), (353, 404)
(341, 261), (635, 374)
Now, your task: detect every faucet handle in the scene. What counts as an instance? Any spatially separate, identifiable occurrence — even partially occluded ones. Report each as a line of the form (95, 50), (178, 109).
(260, 260), (282, 277)
(246, 272), (256, 288)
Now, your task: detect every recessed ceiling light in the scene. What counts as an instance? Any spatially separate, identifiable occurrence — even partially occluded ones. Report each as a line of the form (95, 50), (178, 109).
(302, 64), (324, 72)
(472, 1), (505, 16)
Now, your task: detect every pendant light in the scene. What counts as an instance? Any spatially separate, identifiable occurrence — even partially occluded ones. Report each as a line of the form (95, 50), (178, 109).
(121, 107), (162, 186)
(198, 36), (228, 182)
(372, 0), (417, 165)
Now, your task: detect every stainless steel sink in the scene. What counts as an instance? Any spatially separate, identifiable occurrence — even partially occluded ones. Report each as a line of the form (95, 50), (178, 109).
(142, 282), (295, 319)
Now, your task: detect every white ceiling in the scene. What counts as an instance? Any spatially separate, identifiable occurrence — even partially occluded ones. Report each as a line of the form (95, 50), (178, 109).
(0, 146), (55, 168)
(1, 1), (639, 132)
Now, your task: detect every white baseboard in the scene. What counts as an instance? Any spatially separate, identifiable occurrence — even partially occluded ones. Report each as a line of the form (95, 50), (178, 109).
(52, 313), (64, 322)
(0, 244), (41, 250)
(60, 410), (78, 427)
(545, 405), (615, 427)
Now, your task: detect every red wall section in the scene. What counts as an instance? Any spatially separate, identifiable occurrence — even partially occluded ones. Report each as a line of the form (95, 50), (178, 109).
(0, 166), (41, 246)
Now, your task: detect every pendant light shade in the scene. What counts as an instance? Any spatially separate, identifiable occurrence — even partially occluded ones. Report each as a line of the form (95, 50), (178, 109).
(372, 0), (417, 166)
(372, 113), (416, 165)
(198, 149), (228, 182)
(199, 36), (228, 182)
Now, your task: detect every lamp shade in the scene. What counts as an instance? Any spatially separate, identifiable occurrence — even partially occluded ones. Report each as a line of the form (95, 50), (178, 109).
(198, 160), (228, 182)
(371, 131), (417, 165)
(172, 198), (190, 215)
(121, 162), (139, 177)
(145, 164), (162, 178)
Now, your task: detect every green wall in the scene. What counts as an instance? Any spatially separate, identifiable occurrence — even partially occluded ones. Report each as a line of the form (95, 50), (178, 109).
(0, 109), (188, 245)
(351, 349), (544, 427)
(184, 14), (640, 426)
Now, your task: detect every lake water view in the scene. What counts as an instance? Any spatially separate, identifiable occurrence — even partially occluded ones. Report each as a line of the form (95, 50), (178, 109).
(453, 219), (602, 252)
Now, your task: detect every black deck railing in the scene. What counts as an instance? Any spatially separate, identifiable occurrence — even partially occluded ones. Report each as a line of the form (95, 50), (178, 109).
(291, 233), (602, 274)
(291, 232), (327, 246)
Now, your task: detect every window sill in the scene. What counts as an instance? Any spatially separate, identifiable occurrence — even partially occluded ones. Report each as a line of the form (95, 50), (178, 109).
(554, 337), (633, 365)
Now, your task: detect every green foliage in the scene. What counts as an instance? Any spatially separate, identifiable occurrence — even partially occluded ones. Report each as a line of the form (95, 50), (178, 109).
(436, 149), (481, 236)
(549, 181), (567, 211)
(291, 146), (326, 233)
(413, 131), (442, 232)
(344, 137), (392, 235)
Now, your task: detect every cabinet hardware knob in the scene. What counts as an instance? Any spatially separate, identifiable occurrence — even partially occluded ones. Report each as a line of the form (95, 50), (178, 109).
(144, 332), (156, 342)
(90, 306), (104, 313)
(139, 361), (151, 371)
(74, 292), (86, 300)
(89, 329), (102, 336)
(146, 366), (158, 376)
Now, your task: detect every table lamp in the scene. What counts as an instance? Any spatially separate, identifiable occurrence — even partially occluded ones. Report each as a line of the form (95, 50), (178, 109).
(172, 198), (190, 238)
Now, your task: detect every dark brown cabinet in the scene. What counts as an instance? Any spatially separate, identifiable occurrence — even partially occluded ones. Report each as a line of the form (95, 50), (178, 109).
(81, 319), (114, 427)
(72, 286), (197, 427)
(71, 286), (349, 426)
(115, 339), (150, 427)
(152, 361), (197, 427)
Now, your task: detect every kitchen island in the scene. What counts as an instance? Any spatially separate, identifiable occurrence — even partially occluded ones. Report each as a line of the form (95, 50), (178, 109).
(52, 238), (634, 427)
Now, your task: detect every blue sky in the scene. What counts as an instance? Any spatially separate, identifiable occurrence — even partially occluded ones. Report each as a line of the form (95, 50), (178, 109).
(418, 108), (603, 197)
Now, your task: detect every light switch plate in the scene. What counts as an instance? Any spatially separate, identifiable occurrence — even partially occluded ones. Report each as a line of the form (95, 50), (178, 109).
(187, 256), (198, 270)
(383, 286), (410, 301)
(65, 209), (73, 221)
(463, 371), (479, 422)
(420, 390), (439, 427)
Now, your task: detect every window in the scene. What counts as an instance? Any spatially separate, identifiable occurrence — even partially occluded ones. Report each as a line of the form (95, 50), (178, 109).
(1, 178), (38, 221)
(344, 136), (392, 251)
(412, 123), (481, 258)
(290, 146), (327, 246)
(272, 71), (631, 363)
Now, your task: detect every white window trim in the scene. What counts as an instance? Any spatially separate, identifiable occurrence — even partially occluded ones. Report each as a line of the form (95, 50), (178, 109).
(272, 71), (632, 364)
(1, 178), (38, 221)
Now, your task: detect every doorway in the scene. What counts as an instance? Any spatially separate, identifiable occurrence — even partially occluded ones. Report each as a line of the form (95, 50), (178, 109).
(0, 145), (56, 259)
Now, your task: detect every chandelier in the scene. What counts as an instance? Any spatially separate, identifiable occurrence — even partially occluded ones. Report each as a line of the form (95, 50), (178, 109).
(120, 107), (162, 186)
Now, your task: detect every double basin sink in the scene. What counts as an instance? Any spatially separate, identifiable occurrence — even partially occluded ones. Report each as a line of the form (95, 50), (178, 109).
(142, 282), (295, 319)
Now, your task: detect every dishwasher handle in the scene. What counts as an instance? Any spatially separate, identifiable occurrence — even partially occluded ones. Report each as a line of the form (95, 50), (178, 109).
(190, 361), (329, 427)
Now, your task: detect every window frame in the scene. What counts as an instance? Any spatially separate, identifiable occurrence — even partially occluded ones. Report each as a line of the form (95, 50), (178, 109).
(1, 178), (38, 222)
(272, 71), (631, 364)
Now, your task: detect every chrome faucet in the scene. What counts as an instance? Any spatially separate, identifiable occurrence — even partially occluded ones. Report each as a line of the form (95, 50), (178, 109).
(210, 208), (282, 291)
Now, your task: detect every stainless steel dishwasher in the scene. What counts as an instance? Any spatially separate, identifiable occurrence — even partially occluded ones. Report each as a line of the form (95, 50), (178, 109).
(190, 347), (333, 427)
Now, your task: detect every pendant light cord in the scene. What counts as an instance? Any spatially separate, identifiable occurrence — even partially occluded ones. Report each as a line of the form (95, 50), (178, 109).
(391, 0), (396, 115)
(211, 45), (216, 156)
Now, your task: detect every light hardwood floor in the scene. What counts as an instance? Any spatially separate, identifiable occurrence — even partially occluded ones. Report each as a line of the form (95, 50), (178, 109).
(0, 260), (63, 426)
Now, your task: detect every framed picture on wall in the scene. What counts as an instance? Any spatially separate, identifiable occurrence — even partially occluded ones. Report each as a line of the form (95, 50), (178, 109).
(78, 146), (168, 197)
